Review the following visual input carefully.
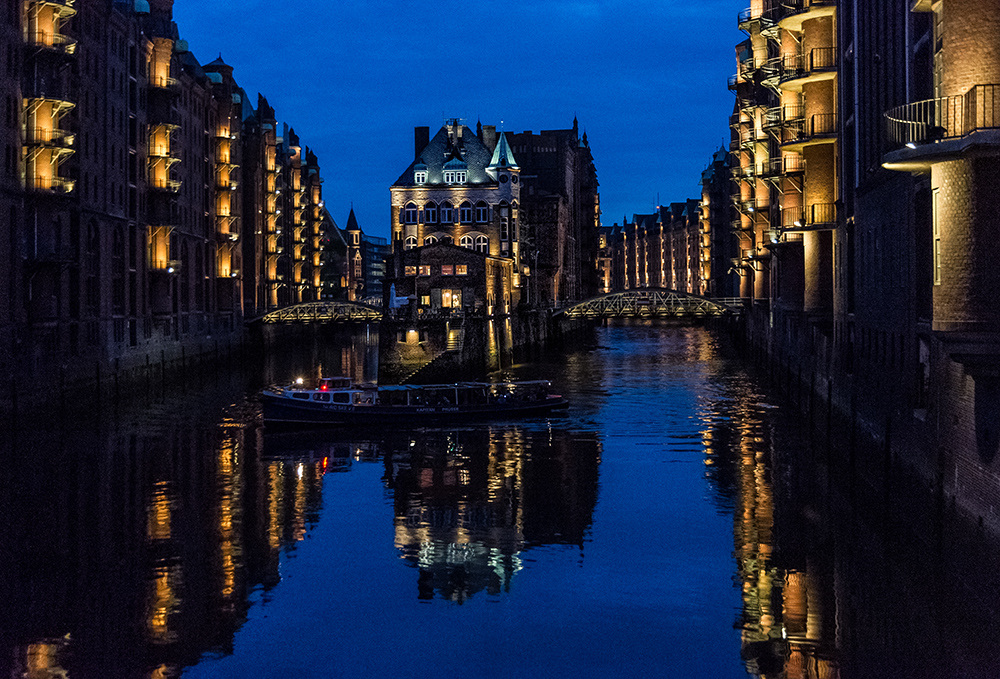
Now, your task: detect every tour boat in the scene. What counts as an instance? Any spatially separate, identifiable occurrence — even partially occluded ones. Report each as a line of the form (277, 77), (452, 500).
(261, 376), (568, 426)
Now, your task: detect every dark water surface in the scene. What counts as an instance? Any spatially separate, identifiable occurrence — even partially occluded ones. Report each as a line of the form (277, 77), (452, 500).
(2, 324), (999, 678)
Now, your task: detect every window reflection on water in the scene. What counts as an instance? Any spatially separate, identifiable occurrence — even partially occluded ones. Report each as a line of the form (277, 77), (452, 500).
(1, 325), (1000, 678)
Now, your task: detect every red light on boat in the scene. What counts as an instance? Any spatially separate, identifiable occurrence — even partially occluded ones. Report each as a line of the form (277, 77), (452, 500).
(320, 384), (328, 391)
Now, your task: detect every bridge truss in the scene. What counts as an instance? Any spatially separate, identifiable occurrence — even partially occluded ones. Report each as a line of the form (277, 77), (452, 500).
(556, 289), (743, 319)
(259, 301), (383, 324)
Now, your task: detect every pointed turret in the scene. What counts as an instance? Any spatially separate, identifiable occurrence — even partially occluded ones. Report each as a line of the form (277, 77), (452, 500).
(487, 131), (518, 172)
(346, 207), (360, 232)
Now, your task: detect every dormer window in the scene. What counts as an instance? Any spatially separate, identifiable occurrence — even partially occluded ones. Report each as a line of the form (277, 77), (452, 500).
(444, 171), (456, 184)
(456, 170), (466, 183)
(414, 171), (427, 184)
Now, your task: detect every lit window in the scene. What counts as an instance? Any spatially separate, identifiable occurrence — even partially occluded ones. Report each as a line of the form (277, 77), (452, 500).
(404, 265), (417, 276)
(404, 203), (417, 224)
(499, 205), (509, 241)
(475, 235), (489, 253)
(441, 265), (454, 275)
(460, 235), (474, 249)
(440, 202), (453, 223)
(404, 236), (417, 250)
(424, 235), (438, 245)
(420, 295), (431, 306)
(423, 203), (437, 223)
(456, 264), (468, 276)
(476, 202), (488, 222)
(418, 265), (431, 276)
(414, 171), (427, 184)
(460, 202), (472, 223)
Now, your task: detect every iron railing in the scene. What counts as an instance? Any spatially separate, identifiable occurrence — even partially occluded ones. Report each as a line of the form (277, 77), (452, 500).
(884, 84), (1000, 147)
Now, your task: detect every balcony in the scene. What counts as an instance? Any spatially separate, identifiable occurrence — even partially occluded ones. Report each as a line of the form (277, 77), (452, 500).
(25, 126), (74, 147)
(760, 154), (806, 179)
(27, 30), (77, 55)
(26, 175), (75, 194)
(781, 203), (838, 230)
(149, 258), (181, 273)
(738, 6), (776, 33)
(150, 179), (182, 193)
(779, 47), (837, 92)
(781, 113), (837, 151)
(150, 75), (179, 90)
(883, 84), (1000, 171)
(778, 0), (836, 32)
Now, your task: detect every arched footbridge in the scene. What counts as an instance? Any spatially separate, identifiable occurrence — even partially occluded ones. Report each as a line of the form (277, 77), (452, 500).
(254, 300), (383, 324)
(554, 289), (744, 319)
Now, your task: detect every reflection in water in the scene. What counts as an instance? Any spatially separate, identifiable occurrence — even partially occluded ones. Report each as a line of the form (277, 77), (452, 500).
(384, 427), (600, 602)
(700, 373), (839, 678)
(2, 325), (1000, 677)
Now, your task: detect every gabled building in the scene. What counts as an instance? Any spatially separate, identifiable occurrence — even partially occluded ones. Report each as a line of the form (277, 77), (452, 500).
(389, 119), (522, 315)
(343, 207), (387, 303)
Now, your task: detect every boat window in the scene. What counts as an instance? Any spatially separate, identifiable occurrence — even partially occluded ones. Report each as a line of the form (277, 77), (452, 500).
(333, 392), (351, 404)
(313, 393), (331, 402)
(292, 393), (310, 400)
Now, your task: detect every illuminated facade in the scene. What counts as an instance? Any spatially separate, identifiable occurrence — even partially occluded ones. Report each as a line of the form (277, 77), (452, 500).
(389, 120), (522, 315)
(729, 0), (838, 316)
(728, 0), (1000, 529)
(0, 0), (328, 409)
(596, 200), (707, 295)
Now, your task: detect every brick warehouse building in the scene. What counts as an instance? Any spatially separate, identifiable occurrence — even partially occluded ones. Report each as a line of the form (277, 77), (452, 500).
(728, 0), (1000, 534)
(0, 0), (330, 409)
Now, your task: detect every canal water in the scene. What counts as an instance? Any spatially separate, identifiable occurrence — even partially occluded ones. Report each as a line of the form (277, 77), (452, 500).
(1, 324), (999, 678)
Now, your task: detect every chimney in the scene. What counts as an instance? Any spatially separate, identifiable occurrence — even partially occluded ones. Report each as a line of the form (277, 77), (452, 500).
(414, 126), (429, 160)
(482, 125), (497, 152)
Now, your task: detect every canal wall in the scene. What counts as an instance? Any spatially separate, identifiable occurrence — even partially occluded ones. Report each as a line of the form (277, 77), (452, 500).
(741, 306), (1000, 535)
(4, 329), (248, 424)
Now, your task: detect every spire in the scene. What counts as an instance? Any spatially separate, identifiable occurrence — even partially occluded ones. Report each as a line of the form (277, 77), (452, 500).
(346, 207), (360, 231)
(487, 131), (519, 171)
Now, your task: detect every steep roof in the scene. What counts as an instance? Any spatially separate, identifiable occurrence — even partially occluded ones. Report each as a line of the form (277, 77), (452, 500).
(345, 207), (360, 231)
(392, 125), (497, 187)
(487, 131), (518, 171)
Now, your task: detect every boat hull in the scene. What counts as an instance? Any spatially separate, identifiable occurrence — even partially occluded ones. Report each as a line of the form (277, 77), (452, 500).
(261, 393), (568, 426)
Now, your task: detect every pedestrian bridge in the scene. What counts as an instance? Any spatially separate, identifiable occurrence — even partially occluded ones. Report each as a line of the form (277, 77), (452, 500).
(257, 300), (383, 324)
(554, 289), (743, 319)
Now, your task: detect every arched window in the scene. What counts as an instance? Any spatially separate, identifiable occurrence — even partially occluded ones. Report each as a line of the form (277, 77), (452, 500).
(423, 202), (437, 224)
(475, 235), (489, 254)
(459, 201), (473, 223)
(440, 202), (453, 223)
(424, 235), (438, 246)
(404, 236), (417, 250)
(460, 235), (475, 249)
(475, 201), (489, 223)
(404, 203), (417, 224)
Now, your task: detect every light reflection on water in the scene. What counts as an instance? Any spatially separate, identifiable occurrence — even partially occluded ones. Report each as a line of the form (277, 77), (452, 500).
(1, 324), (999, 678)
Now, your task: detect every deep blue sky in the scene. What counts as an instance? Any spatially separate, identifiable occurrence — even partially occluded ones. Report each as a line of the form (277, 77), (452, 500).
(172, 1), (743, 237)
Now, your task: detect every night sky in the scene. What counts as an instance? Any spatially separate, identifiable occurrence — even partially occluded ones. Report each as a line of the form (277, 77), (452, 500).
(171, 1), (743, 237)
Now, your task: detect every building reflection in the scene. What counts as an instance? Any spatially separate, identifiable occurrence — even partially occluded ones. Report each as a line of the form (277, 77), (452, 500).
(702, 380), (839, 678)
(384, 427), (601, 602)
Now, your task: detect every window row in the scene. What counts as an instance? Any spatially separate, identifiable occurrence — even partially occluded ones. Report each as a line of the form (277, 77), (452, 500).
(403, 264), (470, 276)
(403, 201), (494, 225)
(414, 170), (467, 185)
(403, 234), (490, 253)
